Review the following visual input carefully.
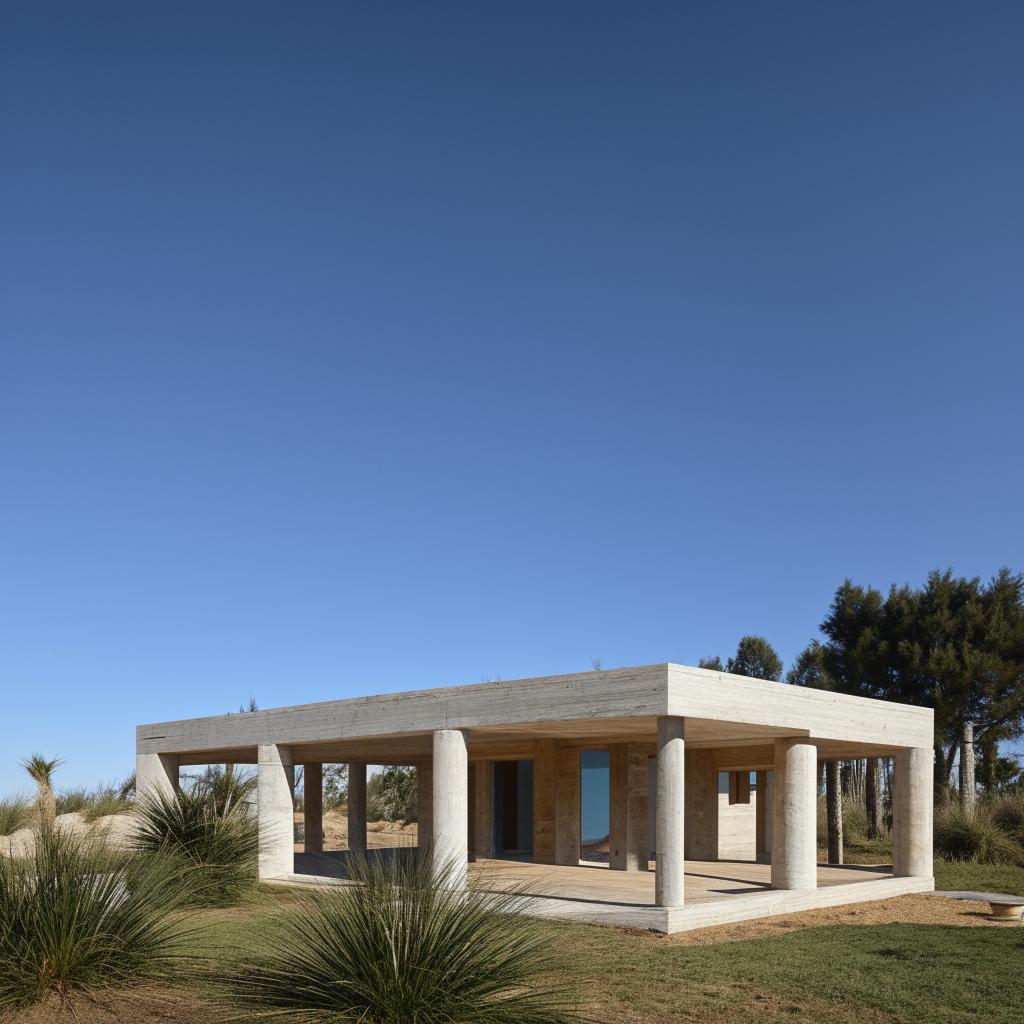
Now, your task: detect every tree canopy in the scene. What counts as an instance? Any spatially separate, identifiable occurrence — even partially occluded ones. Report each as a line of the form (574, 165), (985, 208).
(789, 568), (1024, 785)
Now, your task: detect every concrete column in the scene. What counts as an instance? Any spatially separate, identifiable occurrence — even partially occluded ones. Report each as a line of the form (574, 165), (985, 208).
(532, 740), (556, 864)
(432, 729), (469, 886)
(684, 749), (717, 860)
(258, 743), (294, 879)
(770, 738), (817, 891)
(610, 744), (650, 871)
(472, 760), (493, 860)
(303, 762), (323, 854)
(755, 770), (770, 862)
(894, 747), (934, 878)
(416, 761), (433, 850)
(554, 743), (580, 866)
(347, 763), (367, 855)
(655, 717), (685, 908)
(136, 752), (179, 803)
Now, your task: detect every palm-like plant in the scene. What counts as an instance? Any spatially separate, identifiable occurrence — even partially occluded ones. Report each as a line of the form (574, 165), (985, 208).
(218, 852), (580, 1023)
(0, 825), (198, 1012)
(132, 787), (260, 906)
(21, 754), (63, 827)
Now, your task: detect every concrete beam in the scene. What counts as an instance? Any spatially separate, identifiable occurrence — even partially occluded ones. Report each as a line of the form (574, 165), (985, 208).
(258, 743), (294, 879)
(347, 763), (367, 855)
(771, 738), (816, 890)
(655, 716), (685, 907)
(432, 729), (469, 886)
(894, 747), (933, 878)
(303, 762), (323, 854)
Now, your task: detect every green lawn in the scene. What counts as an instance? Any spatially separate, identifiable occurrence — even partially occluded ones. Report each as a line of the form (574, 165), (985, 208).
(181, 861), (1024, 1024)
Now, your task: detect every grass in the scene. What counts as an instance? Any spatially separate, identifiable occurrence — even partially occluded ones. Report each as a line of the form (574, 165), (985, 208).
(192, 864), (1024, 1024)
(0, 797), (33, 836)
(216, 854), (579, 1023)
(0, 826), (199, 1013)
(933, 801), (1024, 866)
(131, 787), (260, 907)
(3, 859), (1022, 1022)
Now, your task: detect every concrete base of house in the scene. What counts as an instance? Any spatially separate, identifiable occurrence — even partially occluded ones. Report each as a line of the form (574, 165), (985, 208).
(263, 852), (935, 935)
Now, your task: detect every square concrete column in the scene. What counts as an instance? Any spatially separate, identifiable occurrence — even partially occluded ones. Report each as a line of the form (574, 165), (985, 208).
(554, 743), (580, 866)
(655, 717), (685, 908)
(893, 747), (934, 878)
(416, 761), (433, 850)
(610, 744), (650, 870)
(258, 743), (295, 879)
(303, 762), (323, 854)
(432, 729), (469, 886)
(770, 738), (817, 890)
(755, 770), (772, 862)
(471, 760), (493, 860)
(684, 749), (718, 860)
(532, 740), (556, 864)
(347, 763), (367, 855)
(136, 752), (179, 803)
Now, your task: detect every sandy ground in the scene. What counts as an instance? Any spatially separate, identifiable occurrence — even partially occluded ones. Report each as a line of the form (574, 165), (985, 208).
(293, 807), (418, 851)
(1, 811), (137, 857)
(658, 891), (1013, 945)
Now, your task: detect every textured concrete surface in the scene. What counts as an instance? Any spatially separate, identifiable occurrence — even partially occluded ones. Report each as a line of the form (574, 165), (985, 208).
(347, 763), (367, 856)
(432, 729), (468, 886)
(771, 737), (817, 890)
(258, 743), (294, 879)
(894, 746), (934, 878)
(655, 716), (685, 907)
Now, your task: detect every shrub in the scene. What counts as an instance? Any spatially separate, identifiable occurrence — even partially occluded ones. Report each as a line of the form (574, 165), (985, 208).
(367, 765), (417, 823)
(933, 802), (1024, 866)
(989, 793), (1024, 845)
(0, 825), (197, 1012)
(0, 797), (33, 836)
(184, 764), (257, 816)
(131, 787), (260, 906)
(218, 852), (579, 1023)
(55, 786), (91, 815)
(82, 784), (134, 822)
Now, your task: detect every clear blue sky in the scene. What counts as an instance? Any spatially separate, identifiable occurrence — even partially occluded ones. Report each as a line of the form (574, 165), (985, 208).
(2, 3), (1022, 794)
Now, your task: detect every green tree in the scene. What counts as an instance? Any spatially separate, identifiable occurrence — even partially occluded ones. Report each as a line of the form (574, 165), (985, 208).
(698, 656), (724, 671)
(726, 635), (783, 681)
(367, 766), (417, 823)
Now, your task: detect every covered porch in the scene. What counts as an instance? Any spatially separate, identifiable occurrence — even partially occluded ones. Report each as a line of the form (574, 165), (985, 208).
(136, 663), (936, 933)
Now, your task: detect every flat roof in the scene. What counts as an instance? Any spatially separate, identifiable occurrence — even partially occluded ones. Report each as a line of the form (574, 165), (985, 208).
(137, 663), (934, 766)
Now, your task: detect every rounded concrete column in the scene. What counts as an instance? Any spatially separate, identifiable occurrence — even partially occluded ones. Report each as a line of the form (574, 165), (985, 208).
(655, 716), (685, 908)
(770, 738), (817, 890)
(432, 729), (469, 887)
(894, 747), (933, 878)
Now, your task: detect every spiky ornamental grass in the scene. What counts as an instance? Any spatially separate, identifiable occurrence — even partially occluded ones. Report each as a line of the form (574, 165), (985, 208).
(0, 825), (199, 1012)
(218, 853), (580, 1024)
(933, 801), (1024, 866)
(0, 797), (33, 836)
(131, 787), (260, 907)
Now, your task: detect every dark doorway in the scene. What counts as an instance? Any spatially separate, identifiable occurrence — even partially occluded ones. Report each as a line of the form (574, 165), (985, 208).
(492, 759), (534, 855)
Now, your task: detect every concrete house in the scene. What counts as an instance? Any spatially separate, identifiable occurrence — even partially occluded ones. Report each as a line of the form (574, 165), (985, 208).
(136, 663), (934, 933)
